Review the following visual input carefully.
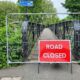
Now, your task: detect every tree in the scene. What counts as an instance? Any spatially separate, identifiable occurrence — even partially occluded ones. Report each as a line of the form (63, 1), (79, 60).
(18, 0), (59, 24)
(62, 0), (80, 12)
(0, 1), (18, 27)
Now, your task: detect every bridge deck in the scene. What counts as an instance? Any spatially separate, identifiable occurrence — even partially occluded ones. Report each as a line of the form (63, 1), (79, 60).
(28, 28), (58, 61)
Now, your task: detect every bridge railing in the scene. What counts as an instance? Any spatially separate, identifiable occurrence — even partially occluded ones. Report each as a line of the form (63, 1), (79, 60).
(26, 22), (45, 58)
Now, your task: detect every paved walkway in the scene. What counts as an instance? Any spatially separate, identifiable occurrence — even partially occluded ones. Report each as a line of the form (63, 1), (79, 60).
(0, 77), (21, 80)
(0, 64), (80, 80)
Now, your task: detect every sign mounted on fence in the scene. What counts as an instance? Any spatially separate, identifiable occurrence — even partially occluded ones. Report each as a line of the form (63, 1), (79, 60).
(39, 40), (71, 63)
(18, 1), (33, 7)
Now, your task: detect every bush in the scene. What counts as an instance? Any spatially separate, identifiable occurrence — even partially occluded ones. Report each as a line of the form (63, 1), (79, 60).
(0, 1), (19, 69)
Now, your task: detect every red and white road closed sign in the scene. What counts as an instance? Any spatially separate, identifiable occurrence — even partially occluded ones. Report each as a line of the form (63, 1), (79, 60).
(39, 40), (71, 63)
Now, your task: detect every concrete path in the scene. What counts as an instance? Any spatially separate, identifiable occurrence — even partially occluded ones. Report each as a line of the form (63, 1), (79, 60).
(0, 64), (80, 80)
(0, 77), (21, 80)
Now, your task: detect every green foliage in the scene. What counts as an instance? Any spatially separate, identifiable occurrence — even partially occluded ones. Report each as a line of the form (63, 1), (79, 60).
(0, 1), (18, 26)
(0, 1), (19, 68)
(8, 23), (23, 62)
(18, 0), (56, 13)
(62, 0), (80, 20)
(0, 27), (7, 68)
(62, 0), (80, 12)
(18, 0), (59, 24)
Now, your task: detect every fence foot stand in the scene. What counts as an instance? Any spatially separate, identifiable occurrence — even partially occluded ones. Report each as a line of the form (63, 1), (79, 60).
(67, 63), (68, 71)
(38, 63), (40, 74)
(71, 63), (73, 74)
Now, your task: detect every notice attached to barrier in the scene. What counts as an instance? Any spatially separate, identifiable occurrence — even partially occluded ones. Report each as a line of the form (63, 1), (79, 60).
(39, 40), (71, 63)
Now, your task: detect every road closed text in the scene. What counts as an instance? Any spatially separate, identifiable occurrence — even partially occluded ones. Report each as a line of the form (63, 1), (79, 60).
(46, 44), (63, 49)
(39, 40), (71, 63)
(43, 53), (66, 59)
(43, 44), (66, 59)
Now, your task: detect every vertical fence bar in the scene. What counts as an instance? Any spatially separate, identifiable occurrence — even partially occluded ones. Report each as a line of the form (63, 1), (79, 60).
(6, 15), (9, 65)
(63, 22), (65, 39)
(32, 23), (35, 41)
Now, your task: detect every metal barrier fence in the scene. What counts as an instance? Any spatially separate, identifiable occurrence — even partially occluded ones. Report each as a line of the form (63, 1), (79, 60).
(6, 13), (80, 63)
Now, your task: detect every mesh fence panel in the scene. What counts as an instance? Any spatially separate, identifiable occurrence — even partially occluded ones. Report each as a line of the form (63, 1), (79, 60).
(5, 13), (80, 63)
